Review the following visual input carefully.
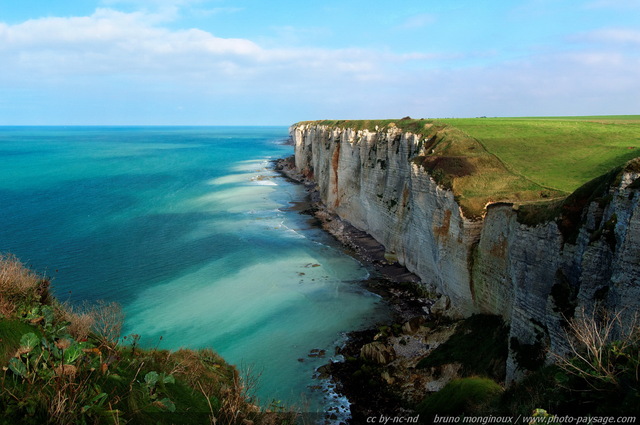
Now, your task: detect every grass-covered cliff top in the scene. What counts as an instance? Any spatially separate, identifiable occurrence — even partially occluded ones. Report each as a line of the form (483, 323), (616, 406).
(296, 116), (640, 218)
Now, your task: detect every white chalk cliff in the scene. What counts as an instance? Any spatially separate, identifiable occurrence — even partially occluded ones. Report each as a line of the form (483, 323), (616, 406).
(290, 122), (640, 381)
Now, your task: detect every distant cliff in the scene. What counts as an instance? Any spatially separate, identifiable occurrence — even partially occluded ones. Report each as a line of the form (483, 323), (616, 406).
(290, 121), (640, 381)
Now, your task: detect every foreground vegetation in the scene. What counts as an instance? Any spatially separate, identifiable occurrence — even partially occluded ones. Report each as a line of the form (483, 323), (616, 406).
(0, 254), (295, 425)
(337, 311), (640, 423)
(302, 116), (640, 218)
(413, 311), (640, 422)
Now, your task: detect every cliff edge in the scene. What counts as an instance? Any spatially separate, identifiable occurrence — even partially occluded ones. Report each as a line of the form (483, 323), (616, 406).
(290, 119), (640, 381)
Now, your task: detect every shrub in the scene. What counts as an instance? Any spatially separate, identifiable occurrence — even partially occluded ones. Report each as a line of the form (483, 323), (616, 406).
(555, 307), (640, 394)
(0, 254), (47, 316)
(416, 377), (503, 417)
(499, 365), (566, 415)
(54, 302), (95, 342)
(90, 300), (124, 348)
(501, 306), (640, 416)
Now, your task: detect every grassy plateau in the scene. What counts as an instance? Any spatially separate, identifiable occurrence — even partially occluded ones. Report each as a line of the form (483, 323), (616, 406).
(301, 116), (640, 218)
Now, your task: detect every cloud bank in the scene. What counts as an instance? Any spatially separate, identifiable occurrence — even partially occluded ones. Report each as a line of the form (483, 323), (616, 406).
(0, 7), (637, 124)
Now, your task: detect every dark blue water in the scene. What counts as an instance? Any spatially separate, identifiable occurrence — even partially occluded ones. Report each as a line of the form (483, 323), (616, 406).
(0, 126), (388, 413)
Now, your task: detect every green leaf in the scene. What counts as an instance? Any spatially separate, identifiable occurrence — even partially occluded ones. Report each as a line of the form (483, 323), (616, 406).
(78, 341), (94, 350)
(24, 306), (40, 320)
(162, 374), (175, 384)
(41, 305), (54, 326)
(51, 344), (62, 360)
(9, 358), (27, 377)
(20, 333), (39, 350)
(144, 371), (159, 388)
(63, 344), (83, 364)
(89, 392), (108, 407)
(55, 321), (71, 335)
(30, 345), (43, 359)
(81, 393), (107, 414)
(158, 398), (176, 412)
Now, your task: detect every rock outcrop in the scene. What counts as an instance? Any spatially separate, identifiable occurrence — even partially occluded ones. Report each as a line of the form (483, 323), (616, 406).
(290, 122), (640, 381)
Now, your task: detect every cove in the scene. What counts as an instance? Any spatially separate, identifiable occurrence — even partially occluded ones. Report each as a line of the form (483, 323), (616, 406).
(0, 126), (390, 413)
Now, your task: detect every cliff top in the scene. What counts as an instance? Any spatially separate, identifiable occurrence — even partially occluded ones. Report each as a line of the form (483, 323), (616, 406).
(295, 116), (640, 218)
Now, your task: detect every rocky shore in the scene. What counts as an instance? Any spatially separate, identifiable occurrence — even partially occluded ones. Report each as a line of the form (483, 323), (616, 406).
(274, 156), (436, 317)
(273, 156), (474, 423)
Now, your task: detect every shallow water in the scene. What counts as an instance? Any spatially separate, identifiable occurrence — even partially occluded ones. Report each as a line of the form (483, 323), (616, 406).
(0, 126), (389, 412)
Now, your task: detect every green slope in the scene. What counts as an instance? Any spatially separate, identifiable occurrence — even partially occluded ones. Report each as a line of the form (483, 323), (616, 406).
(438, 116), (640, 193)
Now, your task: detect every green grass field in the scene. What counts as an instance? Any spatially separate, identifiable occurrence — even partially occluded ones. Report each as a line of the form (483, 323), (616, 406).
(301, 116), (640, 218)
(438, 116), (640, 193)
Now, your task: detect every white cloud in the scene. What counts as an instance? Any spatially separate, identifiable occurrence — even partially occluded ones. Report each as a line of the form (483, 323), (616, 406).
(578, 28), (640, 44)
(0, 9), (279, 93)
(0, 8), (638, 124)
(0, 8), (435, 89)
(100, 0), (206, 8)
(397, 50), (640, 118)
(98, 0), (224, 24)
(264, 25), (332, 47)
(398, 14), (436, 30)
(189, 7), (243, 17)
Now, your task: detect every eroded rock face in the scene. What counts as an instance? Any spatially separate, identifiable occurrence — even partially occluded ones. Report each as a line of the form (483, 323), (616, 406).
(291, 123), (640, 382)
(292, 124), (481, 317)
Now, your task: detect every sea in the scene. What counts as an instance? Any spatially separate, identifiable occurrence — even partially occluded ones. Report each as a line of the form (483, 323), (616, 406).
(0, 126), (390, 416)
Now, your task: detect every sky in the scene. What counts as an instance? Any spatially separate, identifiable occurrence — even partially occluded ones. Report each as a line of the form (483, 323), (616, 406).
(0, 0), (638, 125)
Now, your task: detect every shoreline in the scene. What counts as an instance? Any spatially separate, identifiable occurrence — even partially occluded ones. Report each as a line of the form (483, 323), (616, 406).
(273, 156), (436, 423)
(273, 156), (431, 320)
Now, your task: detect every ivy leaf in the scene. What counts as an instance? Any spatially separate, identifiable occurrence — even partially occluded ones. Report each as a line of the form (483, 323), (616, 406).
(162, 374), (175, 385)
(20, 333), (39, 350)
(144, 371), (159, 388)
(63, 344), (83, 364)
(158, 398), (176, 412)
(9, 358), (27, 377)
(41, 305), (54, 327)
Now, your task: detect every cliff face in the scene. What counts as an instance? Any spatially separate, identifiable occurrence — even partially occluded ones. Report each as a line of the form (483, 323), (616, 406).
(291, 123), (640, 381)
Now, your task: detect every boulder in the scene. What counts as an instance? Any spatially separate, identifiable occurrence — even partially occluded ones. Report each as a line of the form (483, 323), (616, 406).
(360, 341), (396, 364)
(402, 316), (426, 334)
(430, 295), (451, 316)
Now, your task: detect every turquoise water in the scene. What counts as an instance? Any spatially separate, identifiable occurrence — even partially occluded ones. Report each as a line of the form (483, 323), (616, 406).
(0, 126), (388, 411)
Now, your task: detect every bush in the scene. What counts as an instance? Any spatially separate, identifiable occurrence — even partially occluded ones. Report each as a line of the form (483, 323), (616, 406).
(416, 377), (503, 417)
(90, 300), (124, 348)
(557, 306), (639, 388)
(501, 306), (640, 416)
(552, 306), (640, 414)
(499, 365), (566, 415)
(0, 254), (47, 317)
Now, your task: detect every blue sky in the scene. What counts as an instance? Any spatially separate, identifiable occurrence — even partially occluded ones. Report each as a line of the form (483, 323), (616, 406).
(0, 0), (638, 125)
